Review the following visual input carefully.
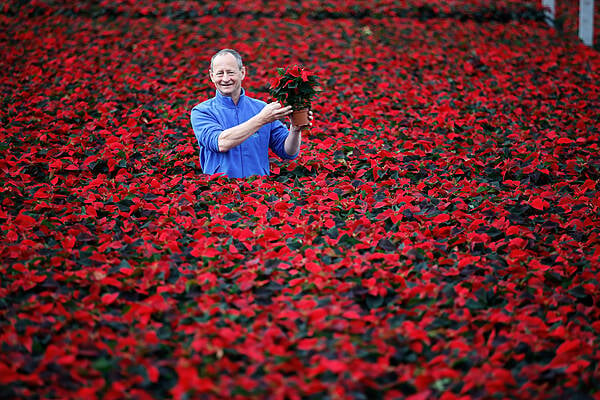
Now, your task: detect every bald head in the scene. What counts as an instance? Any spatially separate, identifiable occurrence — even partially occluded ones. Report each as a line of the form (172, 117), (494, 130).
(210, 49), (243, 72)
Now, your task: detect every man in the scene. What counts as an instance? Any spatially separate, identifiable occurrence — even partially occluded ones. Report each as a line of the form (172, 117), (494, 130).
(190, 49), (311, 178)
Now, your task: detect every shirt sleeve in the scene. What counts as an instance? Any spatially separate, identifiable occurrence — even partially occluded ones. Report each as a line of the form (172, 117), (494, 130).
(190, 106), (223, 153)
(269, 120), (298, 160)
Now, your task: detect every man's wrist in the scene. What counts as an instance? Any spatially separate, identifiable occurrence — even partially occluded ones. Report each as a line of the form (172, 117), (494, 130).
(254, 113), (267, 126)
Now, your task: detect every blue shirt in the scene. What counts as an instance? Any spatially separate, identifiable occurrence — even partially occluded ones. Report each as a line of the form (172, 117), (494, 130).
(190, 89), (298, 178)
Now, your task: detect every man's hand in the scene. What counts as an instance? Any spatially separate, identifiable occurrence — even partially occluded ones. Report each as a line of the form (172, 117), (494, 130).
(290, 110), (314, 132)
(258, 102), (293, 124)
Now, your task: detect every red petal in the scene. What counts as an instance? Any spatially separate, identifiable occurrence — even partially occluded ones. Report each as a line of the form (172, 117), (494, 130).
(433, 214), (450, 223)
(101, 292), (119, 305)
(147, 365), (159, 383)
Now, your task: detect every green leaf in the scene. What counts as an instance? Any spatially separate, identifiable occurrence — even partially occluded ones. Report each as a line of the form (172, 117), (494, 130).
(224, 212), (242, 221)
(366, 294), (385, 309)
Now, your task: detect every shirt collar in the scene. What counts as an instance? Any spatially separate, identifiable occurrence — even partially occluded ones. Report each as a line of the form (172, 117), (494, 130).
(215, 88), (245, 108)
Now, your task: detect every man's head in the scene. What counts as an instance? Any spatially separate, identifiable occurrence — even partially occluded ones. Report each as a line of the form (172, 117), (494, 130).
(209, 49), (245, 101)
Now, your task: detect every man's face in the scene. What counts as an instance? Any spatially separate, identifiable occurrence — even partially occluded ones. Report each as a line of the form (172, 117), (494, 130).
(209, 53), (245, 99)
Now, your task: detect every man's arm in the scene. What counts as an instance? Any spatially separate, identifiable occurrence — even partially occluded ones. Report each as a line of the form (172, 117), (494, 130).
(284, 126), (302, 156)
(218, 102), (292, 152)
(283, 111), (313, 156)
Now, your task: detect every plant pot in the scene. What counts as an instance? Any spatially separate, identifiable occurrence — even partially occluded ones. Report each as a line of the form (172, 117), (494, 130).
(291, 109), (309, 127)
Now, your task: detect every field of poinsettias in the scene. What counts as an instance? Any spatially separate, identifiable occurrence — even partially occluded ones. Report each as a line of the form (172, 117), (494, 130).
(1, 0), (600, 398)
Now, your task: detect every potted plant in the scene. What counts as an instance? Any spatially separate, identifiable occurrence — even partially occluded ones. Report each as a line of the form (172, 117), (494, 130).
(269, 64), (320, 127)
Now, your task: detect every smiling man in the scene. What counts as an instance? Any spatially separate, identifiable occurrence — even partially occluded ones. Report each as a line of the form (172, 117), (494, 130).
(190, 49), (310, 178)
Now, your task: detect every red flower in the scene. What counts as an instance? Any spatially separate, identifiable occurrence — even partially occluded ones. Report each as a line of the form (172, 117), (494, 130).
(288, 64), (302, 77)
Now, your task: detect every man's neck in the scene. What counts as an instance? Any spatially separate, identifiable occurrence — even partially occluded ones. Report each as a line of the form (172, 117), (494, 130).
(217, 88), (244, 107)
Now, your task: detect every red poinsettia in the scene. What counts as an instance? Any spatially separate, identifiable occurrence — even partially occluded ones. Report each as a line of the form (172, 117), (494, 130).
(269, 64), (320, 110)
